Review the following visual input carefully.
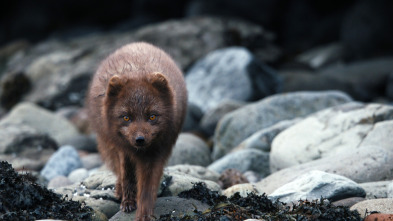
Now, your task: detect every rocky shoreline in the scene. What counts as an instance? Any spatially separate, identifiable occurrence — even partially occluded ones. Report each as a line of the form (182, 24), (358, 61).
(1, 14), (393, 221)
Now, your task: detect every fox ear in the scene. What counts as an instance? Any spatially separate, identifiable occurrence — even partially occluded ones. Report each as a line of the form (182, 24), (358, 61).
(107, 75), (123, 96)
(149, 72), (172, 94)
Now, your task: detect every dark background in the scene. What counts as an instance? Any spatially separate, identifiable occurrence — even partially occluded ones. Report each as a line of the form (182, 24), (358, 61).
(1, 0), (393, 61)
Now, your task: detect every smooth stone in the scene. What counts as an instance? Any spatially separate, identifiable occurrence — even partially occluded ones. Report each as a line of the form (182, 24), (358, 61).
(208, 149), (269, 177)
(360, 181), (392, 199)
(213, 91), (352, 160)
(164, 164), (220, 182)
(47, 176), (73, 189)
(68, 168), (89, 183)
(0, 102), (79, 145)
(351, 198), (393, 218)
(269, 170), (366, 203)
(40, 145), (82, 181)
(258, 145), (393, 194)
(270, 102), (393, 172)
(167, 133), (211, 167)
(81, 153), (104, 170)
(223, 183), (266, 198)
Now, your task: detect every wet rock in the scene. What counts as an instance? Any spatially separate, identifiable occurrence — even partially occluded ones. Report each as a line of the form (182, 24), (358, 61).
(186, 47), (279, 113)
(41, 145), (83, 181)
(208, 149), (269, 177)
(167, 133), (211, 167)
(213, 90), (352, 160)
(258, 145), (393, 194)
(270, 102), (393, 172)
(0, 102), (79, 145)
(164, 164), (219, 182)
(269, 170), (366, 203)
(351, 198), (393, 218)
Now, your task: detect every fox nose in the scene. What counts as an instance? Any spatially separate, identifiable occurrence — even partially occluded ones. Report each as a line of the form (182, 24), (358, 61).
(135, 136), (145, 146)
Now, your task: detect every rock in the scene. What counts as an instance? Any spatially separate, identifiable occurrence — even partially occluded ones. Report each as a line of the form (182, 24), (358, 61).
(332, 197), (366, 208)
(186, 47), (280, 113)
(200, 100), (245, 137)
(351, 198), (393, 218)
(258, 145), (393, 194)
(81, 153), (104, 170)
(222, 183), (265, 198)
(243, 171), (261, 183)
(232, 118), (301, 153)
(41, 145), (83, 181)
(162, 172), (221, 197)
(182, 102), (203, 132)
(0, 102), (80, 145)
(0, 150), (55, 171)
(47, 176), (73, 189)
(217, 168), (248, 189)
(167, 133), (211, 167)
(387, 181), (393, 198)
(83, 169), (117, 190)
(208, 149), (269, 177)
(133, 17), (280, 70)
(269, 170), (366, 203)
(319, 57), (393, 100)
(213, 91), (352, 160)
(364, 214), (393, 221)
(270, 103), (393, 172)
(62, 134), (97, 153)
(109, 196), (210, 221)
(360, 181), (391, 199)
(164, 165), (219, 182)
(295, 43), (344, 69)
(68, 168), (89, 184)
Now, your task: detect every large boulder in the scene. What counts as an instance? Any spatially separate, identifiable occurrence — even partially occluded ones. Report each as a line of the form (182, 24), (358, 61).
(213, 91), (352, 160)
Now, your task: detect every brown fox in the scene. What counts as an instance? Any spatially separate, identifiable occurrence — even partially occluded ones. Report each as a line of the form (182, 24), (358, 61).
(86, 42), (187, 220)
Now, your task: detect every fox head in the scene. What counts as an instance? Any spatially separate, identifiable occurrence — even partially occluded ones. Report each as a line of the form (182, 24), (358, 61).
(103, 72), (175, 151)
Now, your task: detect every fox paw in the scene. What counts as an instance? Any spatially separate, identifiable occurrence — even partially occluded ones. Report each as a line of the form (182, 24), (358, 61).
(120, 199), (137, 213)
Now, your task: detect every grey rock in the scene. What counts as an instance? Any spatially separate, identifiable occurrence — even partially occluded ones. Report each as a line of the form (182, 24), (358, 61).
(223, 183), (266, 198)
(332, 197), (365, 208)
(68, 168), (89, 184)
(182, 102), (203, 132)
(295, 43), (344, 69)
(269, 170), (366, 203)
(47, 176), (72, 189)
(270, 102), (393, 172)
(41, 145), (83, 180)
(0, 122), (57, 154)
(258, 145), (393, 194)
(208, 149), (269, 177)
(351, 198), (393, 218)
(164, 165), (220, 182)
(81, 153), (104, 170)
(161, 172), (221, 197)
(109, 196), (210, 221)
(83, 169), (117, 190)
(232, 118), (301, 153)
(0, 149), (55, 171)
(64, 134), (97, 152)
(0, 102), (79, 145)
(133, 17), (280, 70)
(200, 100), (245, 137)
(186, 47), (279, 113)
(360, 180), (391, 199)
(167, 133), (211, 167)
(213, 91), (352, 160)
(388, 182), (393, 198)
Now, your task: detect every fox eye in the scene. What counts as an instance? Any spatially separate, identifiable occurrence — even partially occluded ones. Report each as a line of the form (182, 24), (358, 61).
(149, 114), (156, 121)
(123, 116), (130, 121)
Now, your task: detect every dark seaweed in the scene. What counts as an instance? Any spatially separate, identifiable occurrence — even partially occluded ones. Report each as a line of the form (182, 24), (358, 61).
(0, 161), (93, 221)
(159, 182), (363, 221)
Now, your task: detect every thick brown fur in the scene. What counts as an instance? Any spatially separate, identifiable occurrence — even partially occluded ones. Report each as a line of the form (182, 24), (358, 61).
(86, 42), (187, 221)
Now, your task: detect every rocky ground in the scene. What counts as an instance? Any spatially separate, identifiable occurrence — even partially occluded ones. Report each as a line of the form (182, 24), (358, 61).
(0, 9), (393, 221)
